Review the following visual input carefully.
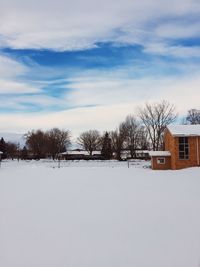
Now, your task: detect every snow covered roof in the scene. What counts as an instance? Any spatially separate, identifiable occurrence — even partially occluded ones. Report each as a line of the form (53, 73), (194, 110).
(121, 150), (149, 154)
(149, 151), (171, 157)
(60, 150), (89, 155)
(60, 150), (101, 155)
(167, 125), (200, 136)
(0, 151), (3, 154)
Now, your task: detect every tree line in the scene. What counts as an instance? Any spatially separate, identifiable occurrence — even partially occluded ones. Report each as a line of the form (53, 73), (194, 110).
(1, 101), (199, 161)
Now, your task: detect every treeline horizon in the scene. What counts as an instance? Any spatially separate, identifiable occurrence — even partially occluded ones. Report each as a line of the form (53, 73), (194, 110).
(0, 101), (200, 161)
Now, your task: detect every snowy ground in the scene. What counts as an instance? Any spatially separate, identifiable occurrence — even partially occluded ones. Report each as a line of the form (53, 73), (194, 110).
(0, 160), (200, 267)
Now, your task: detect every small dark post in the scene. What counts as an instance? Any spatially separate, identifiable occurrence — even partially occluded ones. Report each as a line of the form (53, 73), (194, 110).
(58, 154), (61, 168)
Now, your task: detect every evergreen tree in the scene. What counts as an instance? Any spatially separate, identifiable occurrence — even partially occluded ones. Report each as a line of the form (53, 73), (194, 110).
(101, 132), (112, 160)
(0, 138), (7, 159)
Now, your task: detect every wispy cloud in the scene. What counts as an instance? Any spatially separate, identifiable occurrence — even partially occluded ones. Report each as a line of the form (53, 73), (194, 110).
(0, 53), (42, 96)
(65, 72), (200, 110)
(0, 54), (27, 78)
(0, 79), (40, 94)
(144, 43), (200, 58)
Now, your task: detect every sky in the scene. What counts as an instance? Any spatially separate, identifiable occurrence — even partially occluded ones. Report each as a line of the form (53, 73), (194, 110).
(0, 0), (200, 136)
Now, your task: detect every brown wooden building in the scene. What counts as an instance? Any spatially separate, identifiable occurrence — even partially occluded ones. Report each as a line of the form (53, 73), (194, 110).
(150, 125), (200, 170)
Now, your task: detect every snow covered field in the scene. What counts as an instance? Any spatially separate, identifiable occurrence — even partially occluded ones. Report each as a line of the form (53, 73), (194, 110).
(0, 160), (200, 267)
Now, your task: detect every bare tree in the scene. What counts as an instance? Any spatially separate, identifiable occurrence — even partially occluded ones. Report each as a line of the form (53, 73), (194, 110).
(20, 146), (28, 160)
(121, 115), (139, 158)
(47, 128), (71, 159)
(185, 109), (200, 125)
(6, 142), (18, 160)
(110, 124), (127, 160)
(136, 126), (149, 150)
(77, 130), (101, 155)
(25, 130), (48, 159)
(138, 100), (177, 151)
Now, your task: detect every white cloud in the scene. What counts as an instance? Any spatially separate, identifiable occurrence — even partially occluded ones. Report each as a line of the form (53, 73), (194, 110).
(0, 79), (40, 94)
(0, 103), (137, 137)
(0, 73), (200, 136)
(0, 93), (67, 112)
(144, 43), (200, 58)
(0, 54), (27, 78)
(64, 69), (200, 109)
(0, 54), (42, 94)
(0, 0), (199, 51)
(155, 22), (200, 39)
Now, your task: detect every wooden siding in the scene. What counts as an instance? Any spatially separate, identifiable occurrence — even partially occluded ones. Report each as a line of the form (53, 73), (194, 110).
(151, 156), (171, 170)
(164, 129), (200, 170)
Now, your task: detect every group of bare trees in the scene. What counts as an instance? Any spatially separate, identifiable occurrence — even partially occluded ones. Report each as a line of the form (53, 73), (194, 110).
(77, 100), (177, 159)
(76, 118), (148, 160)
(25, 128), (70, 159)
(1, 100), (199, 161)
(108, 117), (148, 160)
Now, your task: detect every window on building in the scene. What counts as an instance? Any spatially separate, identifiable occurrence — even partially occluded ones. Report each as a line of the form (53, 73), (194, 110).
(157, 158), (165, 164)
(179, 137), (189, 160)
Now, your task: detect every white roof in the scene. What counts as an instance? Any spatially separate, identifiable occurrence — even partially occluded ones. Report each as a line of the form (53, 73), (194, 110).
(60, 150), (101, 156)
(121, 150), (149, 154)
(61, 150), (89, 155)
(167, 125), (200, 136)
(149, 151), (171, 157)
(0, 151), (3, 154)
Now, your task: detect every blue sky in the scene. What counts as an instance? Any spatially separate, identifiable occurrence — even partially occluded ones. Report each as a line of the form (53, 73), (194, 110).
(0, 0), (200, 134)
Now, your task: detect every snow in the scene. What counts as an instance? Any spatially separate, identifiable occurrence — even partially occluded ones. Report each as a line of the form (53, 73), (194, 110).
(149, 151), (171, 157)
(0, 160), (200, 267)
(168, 124), (200, 136)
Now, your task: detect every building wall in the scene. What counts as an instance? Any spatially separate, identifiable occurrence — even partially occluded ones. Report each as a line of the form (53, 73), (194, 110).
(172, 136), (200, 169)
(164, 129), (175, 169)
(164, 129), (200, 170)
(152, 156), (171, 170)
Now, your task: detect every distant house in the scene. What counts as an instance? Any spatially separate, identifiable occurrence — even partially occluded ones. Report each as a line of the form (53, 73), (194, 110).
(149, 125), (200, 170)
(120, 150), (150, 160)
(60, 149), (103, 160)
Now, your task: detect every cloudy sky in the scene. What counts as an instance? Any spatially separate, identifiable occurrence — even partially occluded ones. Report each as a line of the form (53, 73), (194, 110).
(0, 0), (200, 135)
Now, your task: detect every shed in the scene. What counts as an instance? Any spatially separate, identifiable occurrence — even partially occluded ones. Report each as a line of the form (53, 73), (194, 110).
(149, 151), (171, 170)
